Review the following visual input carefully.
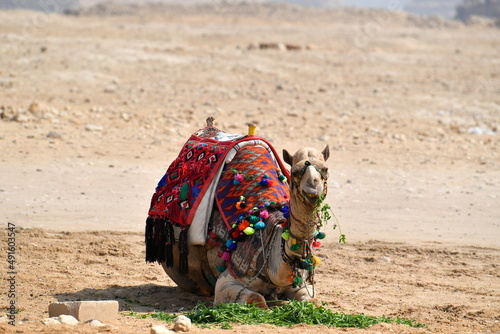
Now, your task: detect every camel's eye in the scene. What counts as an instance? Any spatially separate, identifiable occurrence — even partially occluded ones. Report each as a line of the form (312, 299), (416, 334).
(291, 169), (302, 178)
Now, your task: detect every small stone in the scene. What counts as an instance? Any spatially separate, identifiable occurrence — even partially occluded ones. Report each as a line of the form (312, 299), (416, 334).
(151, 324), (173, 334)
(47, 131), (62, 139)
(87, 319), (105, 327)
(13, 113), (29, 123)
(173, 315), (191, 332)
(468, 126), (495, 135)
(85, 123), (103, 131)
(58, 314), (78, 325)
(380, 256), (391, 263)
(42, 317), (61, 326)
(0, 316), (11, 324)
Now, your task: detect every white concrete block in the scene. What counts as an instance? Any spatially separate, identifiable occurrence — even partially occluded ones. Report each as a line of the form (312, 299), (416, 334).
(48, 300), (119, 322)
(151, 324), (174, 334)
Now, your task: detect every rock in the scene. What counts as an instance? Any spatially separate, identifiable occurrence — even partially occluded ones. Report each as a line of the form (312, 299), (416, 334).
(48, 300), (119, 322)
(13, 113), (29, 123)
(258, 42), (287, 51)
(58, 315), (78, 325)
(85, 123), (103, 131)
(468, 126), (495, 135)
(173, 315), (192, 332)
(42, 317), (61, 326)
(151, 325), (173, 334)
(47, 131), (62, 139)
(87, 319), (105, 327)
(380, 256), (392, 263)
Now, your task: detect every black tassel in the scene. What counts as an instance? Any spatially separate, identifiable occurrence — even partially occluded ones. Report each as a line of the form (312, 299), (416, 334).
(178, 228), (189, 275)
(145, 217), (156, 263)
(156, 220), (166, 264)
(164, 222), (174, 268)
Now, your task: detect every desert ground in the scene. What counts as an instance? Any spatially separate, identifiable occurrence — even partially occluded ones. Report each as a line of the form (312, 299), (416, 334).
(0, 3), (499, 333)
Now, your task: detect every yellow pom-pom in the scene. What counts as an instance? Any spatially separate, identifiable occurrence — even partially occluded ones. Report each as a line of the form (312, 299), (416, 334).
(312, 256), (321, 266)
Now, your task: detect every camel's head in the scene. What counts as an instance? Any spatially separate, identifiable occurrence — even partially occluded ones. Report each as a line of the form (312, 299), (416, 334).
(283, 146), (330, 207)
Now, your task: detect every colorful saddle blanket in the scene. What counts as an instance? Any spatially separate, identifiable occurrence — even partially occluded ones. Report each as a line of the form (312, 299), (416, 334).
(145, 125), (290, 275)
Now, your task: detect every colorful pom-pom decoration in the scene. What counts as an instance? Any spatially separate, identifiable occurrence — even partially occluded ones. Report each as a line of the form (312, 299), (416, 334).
(217, 264), (227, 272)
(290, 243), (301, 251)
(243, 227), (255, 235)
(293, 276), (303, 285)
(236, 201), (247, 210)
(259, 210), (269, 219)
(316, 232), (326, 239)
(312, 241), (321, 248)
(278, 173), (287, 183)
(312, 256), (321, 266)
(226, 240), (237, 251)
(281, 231), (290, 240)
(235, 173), (245, 183)
(260, 175), (273, 187)
(238, 220), (250, 231)
(248, 215), (260, 224)
(221, 252), (231, 262)
(254, 221), (266, 230)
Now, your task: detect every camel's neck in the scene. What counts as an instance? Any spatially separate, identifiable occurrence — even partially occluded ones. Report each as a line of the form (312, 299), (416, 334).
(288, 196), (318, 241)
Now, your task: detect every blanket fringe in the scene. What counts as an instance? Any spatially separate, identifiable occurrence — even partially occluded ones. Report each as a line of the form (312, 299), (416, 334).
(145, 217), (156, 263)
(145, 217), (175, 267)
(179, 228), (189, 275)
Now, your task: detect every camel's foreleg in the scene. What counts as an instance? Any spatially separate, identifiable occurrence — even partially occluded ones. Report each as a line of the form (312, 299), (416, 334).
(280, 284), (314, 302)
(214, 271), (268, 308)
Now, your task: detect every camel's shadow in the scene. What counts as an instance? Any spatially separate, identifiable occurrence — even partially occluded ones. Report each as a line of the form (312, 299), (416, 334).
(53, 283), (213, 313)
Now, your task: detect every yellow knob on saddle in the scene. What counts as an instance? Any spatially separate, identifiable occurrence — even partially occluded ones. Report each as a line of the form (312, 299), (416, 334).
(247, 123), (257, 136)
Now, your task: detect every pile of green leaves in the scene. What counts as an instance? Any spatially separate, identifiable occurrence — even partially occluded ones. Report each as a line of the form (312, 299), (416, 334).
(134, 301), (424, 329)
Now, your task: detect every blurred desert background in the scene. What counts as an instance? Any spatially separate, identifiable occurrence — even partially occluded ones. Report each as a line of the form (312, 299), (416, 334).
(0, 0), (499, 333)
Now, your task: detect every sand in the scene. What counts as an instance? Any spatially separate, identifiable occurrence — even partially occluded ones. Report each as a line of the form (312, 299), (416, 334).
(0, 3), (498, 333)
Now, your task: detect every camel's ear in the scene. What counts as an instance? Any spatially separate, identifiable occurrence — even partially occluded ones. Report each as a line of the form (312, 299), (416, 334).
(322, 145), (330, 161)
(283, 149), (293, 166)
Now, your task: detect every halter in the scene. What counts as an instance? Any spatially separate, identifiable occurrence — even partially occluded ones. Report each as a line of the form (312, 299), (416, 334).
(290, 160), (328, 206)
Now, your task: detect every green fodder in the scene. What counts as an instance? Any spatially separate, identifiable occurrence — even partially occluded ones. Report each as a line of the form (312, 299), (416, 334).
(135, 301), (425, 329)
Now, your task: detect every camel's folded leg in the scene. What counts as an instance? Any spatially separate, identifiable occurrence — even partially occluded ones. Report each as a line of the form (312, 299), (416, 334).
(214, 270), (268, 308)
(280, 284), (314, 302)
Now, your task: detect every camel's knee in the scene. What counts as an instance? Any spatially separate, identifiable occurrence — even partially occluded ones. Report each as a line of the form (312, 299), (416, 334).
(245, 292), (267, 308)
(281, 285), (313, 302)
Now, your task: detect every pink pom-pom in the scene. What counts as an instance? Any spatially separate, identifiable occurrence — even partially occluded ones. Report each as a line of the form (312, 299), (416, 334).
(221, 252), (231, 262)
(235, 174), (245, 182)
(259, 210), (269, 219)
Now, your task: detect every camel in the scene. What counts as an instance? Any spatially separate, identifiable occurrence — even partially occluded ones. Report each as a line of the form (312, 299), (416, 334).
(146, 121), (330, 307)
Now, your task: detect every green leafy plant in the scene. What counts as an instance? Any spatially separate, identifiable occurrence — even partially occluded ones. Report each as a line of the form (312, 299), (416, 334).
(316, 196), (345, 243)
(133, 301), (424, 329)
